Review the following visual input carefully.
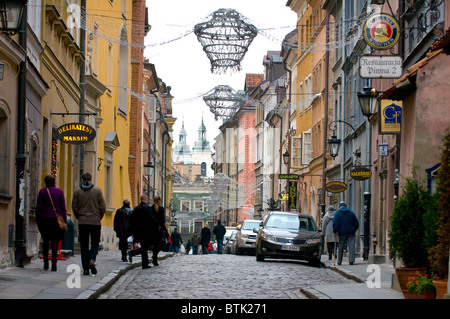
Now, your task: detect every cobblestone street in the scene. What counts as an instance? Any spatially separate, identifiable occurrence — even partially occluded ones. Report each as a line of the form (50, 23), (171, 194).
(99, 254), (352, 299)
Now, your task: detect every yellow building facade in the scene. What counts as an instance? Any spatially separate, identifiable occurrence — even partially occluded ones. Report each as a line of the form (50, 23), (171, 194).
(84, 0), (133, 250)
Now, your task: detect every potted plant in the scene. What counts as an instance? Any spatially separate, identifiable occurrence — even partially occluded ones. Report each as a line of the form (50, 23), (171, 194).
(428, 131), (450, 299)
(389, 172), (432, 295)
(404, 272), (436, 299)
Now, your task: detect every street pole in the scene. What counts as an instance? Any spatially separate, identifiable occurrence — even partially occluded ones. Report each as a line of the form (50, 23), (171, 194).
(79, 0), (86, 178)
(363, 192), (371, 260)
(14, 0), (28, 268)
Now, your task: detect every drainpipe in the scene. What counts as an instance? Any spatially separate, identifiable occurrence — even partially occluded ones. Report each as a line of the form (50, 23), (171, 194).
(79, 0), (86, 177)
(14, 0), (28, 267)
(321, 10), (330, 223)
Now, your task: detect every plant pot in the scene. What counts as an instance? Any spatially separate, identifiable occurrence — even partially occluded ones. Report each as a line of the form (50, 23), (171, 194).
(424, 291), (436, 299)
(404, 292), (436, 299)
(404, 292), (424, 299)
(395, 267), (427, 295)
(433, 280), (448, 299)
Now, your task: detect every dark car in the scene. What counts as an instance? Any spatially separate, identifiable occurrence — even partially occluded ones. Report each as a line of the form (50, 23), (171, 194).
(254, 212), (321, 266)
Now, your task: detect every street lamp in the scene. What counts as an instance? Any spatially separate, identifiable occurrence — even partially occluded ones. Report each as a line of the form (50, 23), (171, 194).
(357, 87), (379, 118)
(0, 0), (26, 34)
(327, 133), (341, 158)
(283, 150), (290, 165)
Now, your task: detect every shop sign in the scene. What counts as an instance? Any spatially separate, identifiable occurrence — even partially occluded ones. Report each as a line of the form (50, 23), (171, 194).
(56, 122), (96, 144)
(363, 13), (400, 50)
(380, 100), (402, 134)
(350, 166), (372, 181)
(279, 193), (288, 201)
(359, 55), (402, 79)
(288, 181), (297, 209)
(326, 181), (347, 193)
(279, 174), (299, 180)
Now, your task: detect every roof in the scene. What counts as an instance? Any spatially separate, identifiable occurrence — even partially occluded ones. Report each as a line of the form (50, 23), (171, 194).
(244, 73), (264, 91)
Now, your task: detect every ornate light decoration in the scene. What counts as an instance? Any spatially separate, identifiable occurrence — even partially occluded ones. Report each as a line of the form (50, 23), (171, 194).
(203, 85), (245, 120)
(194, 8), (258, 74)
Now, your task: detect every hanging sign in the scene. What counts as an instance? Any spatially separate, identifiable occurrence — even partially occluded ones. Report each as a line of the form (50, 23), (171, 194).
(326, 181), (347, 193)
(359, 55), (403, 79)
(380, 100), (402, 134)
(56, 122), (96, 144)
(288, 181), (297, 209)
(363, 13), (400, 50)
(279, 174), (299, 180)
(350, 166), (372, 181)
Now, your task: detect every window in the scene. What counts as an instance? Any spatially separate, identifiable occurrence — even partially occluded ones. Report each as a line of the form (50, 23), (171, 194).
(181, 200), (190, 212)
(194, 201), (204, 212)
(117, 25), (129, 116)
(302, 130), (311, 165)
(291, 136), (302, 169)
(0, 106), (10, 194)
(298, 82), (303, 113)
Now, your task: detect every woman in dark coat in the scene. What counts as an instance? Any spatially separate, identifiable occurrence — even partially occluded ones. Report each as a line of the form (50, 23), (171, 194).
(200, 223), (211, 254)
(36, 175), (67, 271)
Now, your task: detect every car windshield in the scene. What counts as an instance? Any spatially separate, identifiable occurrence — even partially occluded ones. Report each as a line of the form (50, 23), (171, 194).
(266, 215), (317, 231)
(242, 221), (261, 230)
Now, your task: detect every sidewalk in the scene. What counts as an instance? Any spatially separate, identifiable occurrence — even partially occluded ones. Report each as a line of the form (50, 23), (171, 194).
(300, 255), (405, 299)
(0, 250), (174, 299)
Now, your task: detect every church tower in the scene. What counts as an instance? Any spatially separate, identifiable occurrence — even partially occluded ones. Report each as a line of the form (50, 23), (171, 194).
(173, 119), (192, 164)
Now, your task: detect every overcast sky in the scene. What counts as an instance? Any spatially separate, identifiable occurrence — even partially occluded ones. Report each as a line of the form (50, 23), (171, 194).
(145, 0), (297, 149)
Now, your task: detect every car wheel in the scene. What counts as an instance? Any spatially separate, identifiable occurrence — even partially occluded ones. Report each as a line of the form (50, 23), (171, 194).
(256, 245), (265, 262)
(309, 254), (321, 267)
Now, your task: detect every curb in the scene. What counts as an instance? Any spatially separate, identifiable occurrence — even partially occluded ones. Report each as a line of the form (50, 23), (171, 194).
(75, 252), (176, 299)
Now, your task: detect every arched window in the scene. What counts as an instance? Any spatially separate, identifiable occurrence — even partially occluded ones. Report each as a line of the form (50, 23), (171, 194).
(201, 162), (207, 177)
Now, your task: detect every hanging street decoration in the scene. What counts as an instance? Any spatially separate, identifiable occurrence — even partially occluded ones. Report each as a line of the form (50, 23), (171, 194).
(194, 8), (258, 74)
(203, 85), (245, 120)
(363, 13), (400, 50)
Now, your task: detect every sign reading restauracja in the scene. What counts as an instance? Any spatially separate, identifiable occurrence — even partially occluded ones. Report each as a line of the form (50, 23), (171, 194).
(359, 55), (402, 79)
(56, 122), (96, 144)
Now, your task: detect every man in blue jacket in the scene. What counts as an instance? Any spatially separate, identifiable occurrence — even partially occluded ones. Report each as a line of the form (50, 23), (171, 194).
(333, 202), (359, 265)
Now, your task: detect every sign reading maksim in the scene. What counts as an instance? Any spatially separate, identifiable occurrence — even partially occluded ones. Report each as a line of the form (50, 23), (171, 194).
(56, 122), (96, 144)
(363, 13), (400, 50)
(350, 166), (372, 181)
(326, 181), (347, 193)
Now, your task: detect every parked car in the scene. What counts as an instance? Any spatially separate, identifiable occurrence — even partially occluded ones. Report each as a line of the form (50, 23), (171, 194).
(235, 219), (262, 255)
(224, 226), (237, 244)
(254, 212), (321, 266)
(224, 230), (237, 254)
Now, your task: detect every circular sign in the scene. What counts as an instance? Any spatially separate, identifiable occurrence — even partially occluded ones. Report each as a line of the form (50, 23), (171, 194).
(326, 181), (347, 193)
(350, 166), (372, 181)
(56, 122), (96, 145)
(363, 13), (400, 50)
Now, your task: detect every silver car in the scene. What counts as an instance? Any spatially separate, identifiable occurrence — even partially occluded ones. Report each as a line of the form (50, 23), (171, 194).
(235, 219), (262, 255)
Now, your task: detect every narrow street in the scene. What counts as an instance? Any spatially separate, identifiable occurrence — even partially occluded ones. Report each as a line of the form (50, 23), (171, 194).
(99, 254), (352, 299)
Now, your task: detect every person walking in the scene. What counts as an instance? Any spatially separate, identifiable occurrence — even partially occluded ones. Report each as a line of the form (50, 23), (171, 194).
(213, 220), (226, 254)
(322, 205), (338, 261)
(185, 240), (191, 255)
(36, 175), (67, 271)
(114, 199), (133, 262)
(128, 195), (158, 269)
(333, 202), (359, 265)
(200, 223), (211, 254)
(170, 228), (183, 253)
(72, 172), (106, 276)
(191, 232), (200, 255)
(149, 196), (166, 266)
